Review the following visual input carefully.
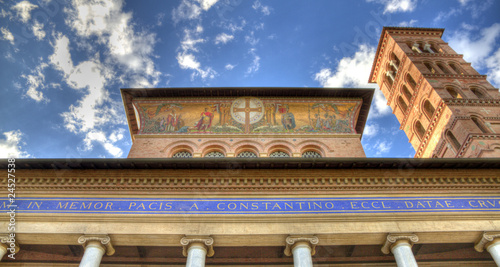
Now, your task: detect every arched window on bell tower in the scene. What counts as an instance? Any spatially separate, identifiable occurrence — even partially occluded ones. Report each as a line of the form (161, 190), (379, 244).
(398, 96), (408, 113)
(406, 73), (417, 91)
(448, 62), (464, 75)
(446, 130), (461, 153)
(424, 62), (436, 74)
(415, 120), (426, 141)
(423, 100), (435, 120)
(471, 116), (490, 133)
(402, 85), (412, 102)
(470, 86), (489, 99)
(436, 62), (451, 74)
(445, 86), (463, 99)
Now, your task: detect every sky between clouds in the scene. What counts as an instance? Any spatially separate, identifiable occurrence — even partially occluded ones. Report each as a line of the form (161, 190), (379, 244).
(0, 0), (499, 158)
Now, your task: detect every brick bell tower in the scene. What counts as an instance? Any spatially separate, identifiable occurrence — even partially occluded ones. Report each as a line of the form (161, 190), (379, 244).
(369, 27), (500, 158)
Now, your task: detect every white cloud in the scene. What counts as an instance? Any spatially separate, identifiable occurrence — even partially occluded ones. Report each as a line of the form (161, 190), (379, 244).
(196, 0), (219, 10)
(245, 31), (259, 46)
(83, 129), (124, 157)
(447, 23), (500, 69)
(434, 0), (493, 22)
(246, 48), (260, 75)
(374, 140), (392, 156)
(22, 62), (49, 102)
(0, 130), (31, 158)
(398, 19), (418, 27)
(252, 0), (271, 15)
(215, 32), (234, 44)
(364, 123), (379, 138)
(32, 21), (46, 40)
(314, 44), (391, 118)
(172, 0), (218, 23)
(458, 0), (471, 5)
(486, 48), (500, 87)
(225, 63), (235, 70)
(0, 27), (14, 45)
(11, 0), (38, 23)
(367, 0), (417, 14)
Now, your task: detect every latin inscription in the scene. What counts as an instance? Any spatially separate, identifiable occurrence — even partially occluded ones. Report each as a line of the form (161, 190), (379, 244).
(1, 197), (499, 214)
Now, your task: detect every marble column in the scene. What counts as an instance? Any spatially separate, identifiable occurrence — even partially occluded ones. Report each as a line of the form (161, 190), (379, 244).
(381, 233), (419, 267)
(423, 43), (435, 53)
(78, 235), (115, 267)
(181, 236), (214, 267)
(475, 232), (500, 266)
(412, 43), (422, 53)
(0, 243), (6, 261)
(0, 235), (19, 262)
(386, 71), (395, 82)
(284, 235), (319, 267)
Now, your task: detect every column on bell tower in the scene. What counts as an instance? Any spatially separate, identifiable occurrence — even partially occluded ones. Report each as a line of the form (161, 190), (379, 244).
(369, 27), (500, 158)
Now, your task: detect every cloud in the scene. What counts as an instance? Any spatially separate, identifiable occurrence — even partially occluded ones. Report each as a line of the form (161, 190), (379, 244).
(252, 0), (271, 15)
(11, 0), (38, 23)
(22, 62), (49, 102)
(374, 140), (392, 156)
(82, 129), (124, 157)
(458, 0), (471, 5)
(398, 19), (418, 27)
(197, 0), (219, 10)
(434, 0), (493, 22)
(215, 32), (234, 44)
(367, 0), (417, 14)
(0, 27), (14, 44)
(246, 48), (260, 75)
(447, 23), (500, 68)
(486, 48), (500, 87)
(225, 63), (235, 70)
(32, 21), (46, 40)
(314, 44), (391, 118)
(0, 130), (31, 158)
(364, 123), (379, 138)
(245, 31), (259, 46)
(172, 0), (219, 23)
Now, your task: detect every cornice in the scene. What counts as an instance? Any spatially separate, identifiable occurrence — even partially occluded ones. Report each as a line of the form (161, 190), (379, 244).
(424, 74), (487, 79)
(443, 98), (500, 106)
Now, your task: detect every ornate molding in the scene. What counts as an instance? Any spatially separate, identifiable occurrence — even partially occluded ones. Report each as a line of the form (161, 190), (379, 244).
(284, 235), (319, 256)
(78, 235), (115, 256)
(443, 98), (500, 106)
(180, 236), (214, 257)
(457, 134), (500, 158)
(474, 232), (500, 252)
(381, 233), (419, 254)
(0, 234), (20, 253)
(423, 74), (487, 79)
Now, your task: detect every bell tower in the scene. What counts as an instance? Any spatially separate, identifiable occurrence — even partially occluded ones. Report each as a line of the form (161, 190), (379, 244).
(369, 27), (500, 158)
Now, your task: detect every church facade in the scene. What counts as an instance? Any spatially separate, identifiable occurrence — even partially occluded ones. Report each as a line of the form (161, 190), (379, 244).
(1, 27), (500, 267)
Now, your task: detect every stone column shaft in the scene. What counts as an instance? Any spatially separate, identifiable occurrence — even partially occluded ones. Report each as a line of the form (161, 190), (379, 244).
(284, 236), (319, 267)
(386, 71), (395, 82)
(0, 244), (7, 262)
(79, 241), (105, 267)
(475, 232), (500, 266)
(412, 43), (422, 53)
(424, 43), (434, 53)
(391, 241), (418, 267)
(487, 241), (500, 266)
(186, 243), (207, 267)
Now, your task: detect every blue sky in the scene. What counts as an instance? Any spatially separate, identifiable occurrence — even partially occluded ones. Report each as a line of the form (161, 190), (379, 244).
(1, 0), (499, 158)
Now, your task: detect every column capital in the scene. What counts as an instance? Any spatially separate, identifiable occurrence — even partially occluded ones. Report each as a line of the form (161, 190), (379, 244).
(78, 234), (115, 256)
(284, 235), (319, 256)
(381, 233), (419, 255)
(474, 232), (500, 252)
(180, 236), (214, 257)
(0, 234), (20, 253)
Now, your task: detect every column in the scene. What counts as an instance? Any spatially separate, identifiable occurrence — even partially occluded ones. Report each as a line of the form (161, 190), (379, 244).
(389, 60), (399, 71)
(386, 71), (395, 82)
(78, 235), (115, 267)
(423, 43), (435, 53)
(474, 232), (500, 266)
(180, 236), (214, 267)
(284, 235), (319, 267)
(412, 43), (422, 53)
(381, 233), (419, 267)
(0, 235), (20, 261)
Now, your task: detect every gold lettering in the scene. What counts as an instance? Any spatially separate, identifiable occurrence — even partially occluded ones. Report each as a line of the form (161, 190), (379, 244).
(325, 202), (334, 209)
(94, 202), (103, 209)
(129, 202), (136, 209)
(284, 203), (293, 209)
(361, 202), (369, 208)
(190, 203), (199, 210)
(251, 203), (258, 210)
(445, 201), (454, 208)
(136, 203), (145, 210)
(435, 201), (445, 208)
(371, 202), (380, 209)
(313, 202), (322, 209)
(272, 203), (281, 210)
(416, 201), (426, 208)
(469, 200), (478, 207)
(487, 201), (495, 207)
(405, 201), (413, 208)
(263, 202), (271, 209)
(350, 202), (359, 209)
(297, 202), (304, 209)
(382, 202), (390, 209)
(33, 202), (42, 209)
(217, 203), (225, 210)
(228, 203), (236, 210)
(81, 202), (92, 209)
(159, 202), (163, 209)
(164, 202), (172, 210)
(308, 202), (311, 209)
(240, 203), (248, 210)
(424, 201), (432, 208)
(148, 202), (157, 210)
(56, 202), (69, 209)
(69, 202), (78, 209)
(27, 202), (33, 209)
(478, 200), (487, 208)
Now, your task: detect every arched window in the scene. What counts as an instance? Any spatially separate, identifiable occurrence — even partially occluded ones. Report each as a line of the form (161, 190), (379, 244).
(302, 151), (322, 158)
(204, 151), (225, 158)
(424, 62), (435, 74)
(470, 87), (488, 99)
(446, 130), (461, 152)
(415, 121), (426, 140)
(448, 63), (463, 75)
(402, 85), (412, 102)
(446, 87), (463, 99)
(386, 71), (394, 87)
(269, 151), (290, 158)
(406, 73), (417, 91)
(471, 116), (489, 133)
(423, 100), (435, 119)
(237, 151), (258, 158)
(172, 151), (193, 158)
(436, 63), (450, 74)
(398, 96), (408, 113)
